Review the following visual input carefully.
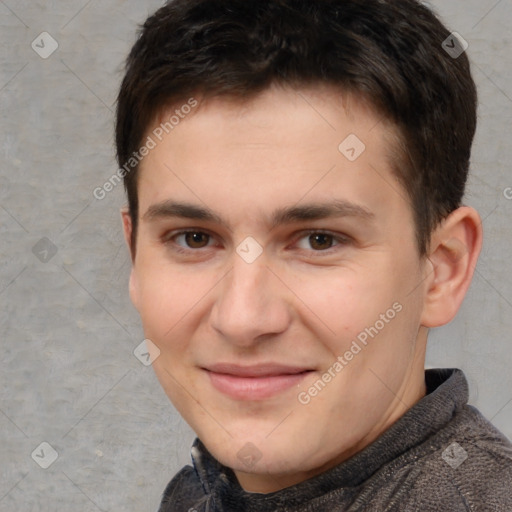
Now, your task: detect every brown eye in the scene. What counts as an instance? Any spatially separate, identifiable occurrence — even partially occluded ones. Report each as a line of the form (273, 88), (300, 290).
(308, 233), (334, 251)
(166, 230), (214, 252)
(181, 232), (211, 249)
(294, 230), (351, 256)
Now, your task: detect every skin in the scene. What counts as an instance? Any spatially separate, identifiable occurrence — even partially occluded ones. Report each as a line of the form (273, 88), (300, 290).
(122, 84), (482, 493)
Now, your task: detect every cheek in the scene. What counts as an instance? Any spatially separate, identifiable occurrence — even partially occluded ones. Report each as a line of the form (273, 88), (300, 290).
(294, 269), (391, 337)
(295, 259), (419, 356)
(135, 261), (198, 348)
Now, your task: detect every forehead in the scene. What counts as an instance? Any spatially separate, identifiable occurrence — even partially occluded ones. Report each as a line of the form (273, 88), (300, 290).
(137, 85), (409, 228)
(149, 84), (396, 152)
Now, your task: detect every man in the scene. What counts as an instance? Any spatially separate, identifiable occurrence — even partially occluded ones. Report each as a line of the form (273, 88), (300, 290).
(116, 0), (512, 509)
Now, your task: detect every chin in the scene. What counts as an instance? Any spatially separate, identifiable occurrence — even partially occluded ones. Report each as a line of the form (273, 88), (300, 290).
(210, 431), (321, 474)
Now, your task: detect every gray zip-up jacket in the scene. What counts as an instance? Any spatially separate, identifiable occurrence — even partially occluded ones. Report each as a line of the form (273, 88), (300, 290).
(158, 368), (512, 511)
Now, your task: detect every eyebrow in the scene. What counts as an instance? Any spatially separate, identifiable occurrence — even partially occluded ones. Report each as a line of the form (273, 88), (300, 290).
(142, 199), (375, 231)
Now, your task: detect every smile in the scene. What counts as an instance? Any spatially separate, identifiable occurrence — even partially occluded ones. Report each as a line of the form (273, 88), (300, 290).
(203, 364), (314, 400)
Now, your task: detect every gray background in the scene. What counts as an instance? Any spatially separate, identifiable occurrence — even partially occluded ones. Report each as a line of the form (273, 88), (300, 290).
(1, 1), (511, 510)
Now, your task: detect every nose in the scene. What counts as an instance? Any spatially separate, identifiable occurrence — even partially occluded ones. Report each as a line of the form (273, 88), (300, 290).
(209, 252), (292, 348)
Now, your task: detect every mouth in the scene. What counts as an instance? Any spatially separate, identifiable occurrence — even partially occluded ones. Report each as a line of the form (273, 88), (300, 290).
(202, 363), (315, 401)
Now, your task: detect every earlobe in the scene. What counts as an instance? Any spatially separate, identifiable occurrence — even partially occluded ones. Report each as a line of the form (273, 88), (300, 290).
(121, 208), (140, 311)
(128, 268), (140, 312)
(420, 206), (483, 328)
(121, 207), (134, 259)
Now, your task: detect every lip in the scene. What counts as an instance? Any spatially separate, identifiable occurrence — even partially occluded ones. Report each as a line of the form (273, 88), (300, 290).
(203, 363), (314, 400)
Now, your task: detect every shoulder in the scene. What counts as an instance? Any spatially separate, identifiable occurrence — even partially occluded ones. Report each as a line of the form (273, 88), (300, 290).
(396, 405), (512, 510)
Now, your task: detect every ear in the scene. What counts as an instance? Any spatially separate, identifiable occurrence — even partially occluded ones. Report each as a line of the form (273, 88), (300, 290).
(121, 207), (140, 311)
(420, 206), (483, 327)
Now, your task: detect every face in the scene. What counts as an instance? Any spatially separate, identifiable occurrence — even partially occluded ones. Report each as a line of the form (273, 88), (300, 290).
(125, 85), (430, 493)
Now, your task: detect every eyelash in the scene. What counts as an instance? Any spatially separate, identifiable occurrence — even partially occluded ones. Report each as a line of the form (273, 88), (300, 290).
(164, 229), (351, 257)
